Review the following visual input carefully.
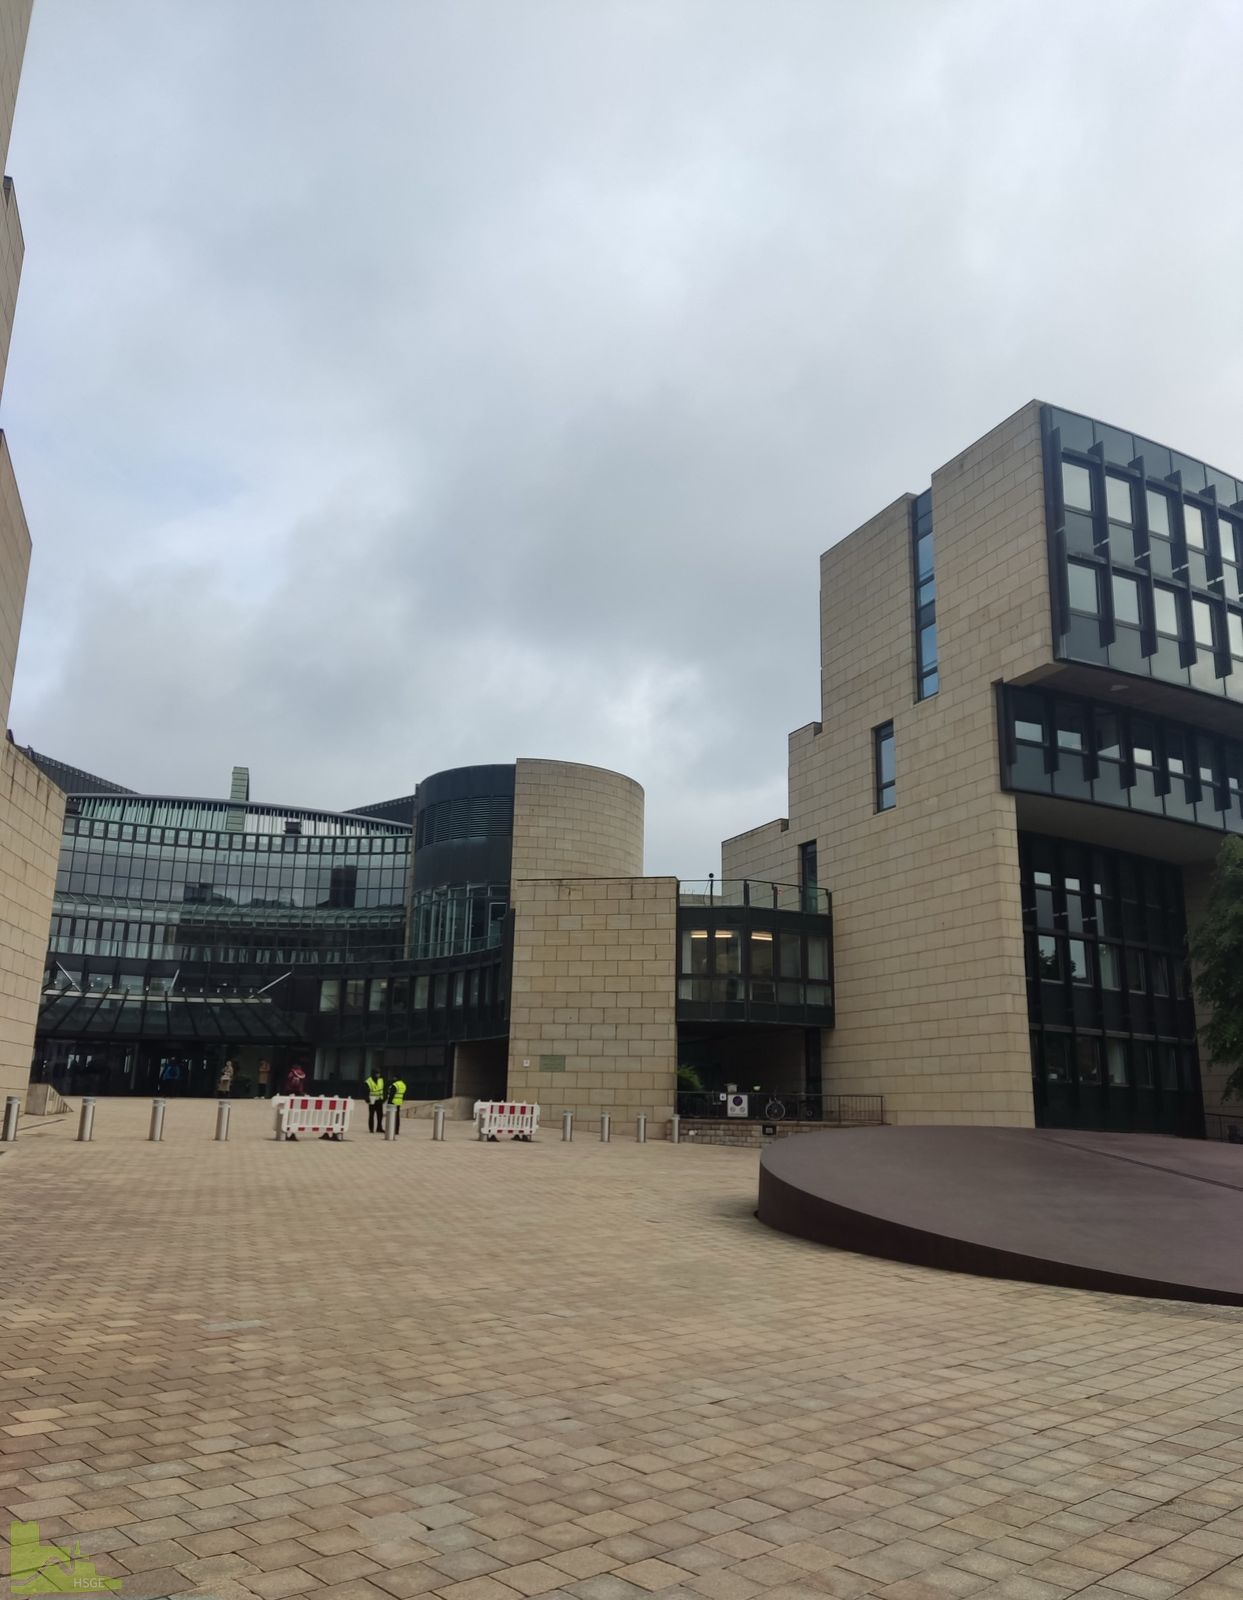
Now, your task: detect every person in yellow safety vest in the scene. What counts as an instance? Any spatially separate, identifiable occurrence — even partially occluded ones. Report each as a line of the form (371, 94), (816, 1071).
(366, 1072), (386, 1134)
(386, 1075), (407, 1136)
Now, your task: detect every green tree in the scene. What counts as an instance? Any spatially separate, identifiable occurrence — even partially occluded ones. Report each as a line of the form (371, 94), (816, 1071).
(1190, 836), (1243, 1100)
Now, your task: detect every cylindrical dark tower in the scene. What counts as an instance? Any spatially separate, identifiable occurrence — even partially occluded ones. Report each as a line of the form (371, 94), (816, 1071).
(407, 765), (516, 959)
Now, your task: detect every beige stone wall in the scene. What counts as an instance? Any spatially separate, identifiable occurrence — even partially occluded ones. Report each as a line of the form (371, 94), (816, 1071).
(780, 401), (1051, 1125)
(507, 876), (677, 1133)
(0, 5), (57, 1104)
(721, 813), (796, 885)
(0, 740), (63, 1095)
(0, 2), (31, 178)
(511, 759), (644, 881)
(0, 433), (29, 722)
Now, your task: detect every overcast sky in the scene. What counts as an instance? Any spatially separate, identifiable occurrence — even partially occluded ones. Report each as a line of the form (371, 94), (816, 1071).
(6, 1), (1242, 874)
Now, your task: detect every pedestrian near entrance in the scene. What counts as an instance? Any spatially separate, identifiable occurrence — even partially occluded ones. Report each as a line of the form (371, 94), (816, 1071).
(386, 1075), (407, 1135)
(366, 1071), (386, 1133)
(217, 1060), (235, 1099)
(282, 1063), (307, 1096)
(256, 1059), (271, 1098)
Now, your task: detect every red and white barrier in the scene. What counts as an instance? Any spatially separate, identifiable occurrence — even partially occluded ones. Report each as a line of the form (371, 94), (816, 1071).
(273, 1094), (354, 1141)
(474, 1101), (540, 1141)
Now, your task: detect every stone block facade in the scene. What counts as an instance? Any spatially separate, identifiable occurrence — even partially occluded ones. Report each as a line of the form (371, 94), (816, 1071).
(0, 3), (62, 1100)
(507, 875), (677, 1133)
(511, 758), (644, 880)
(725, 403), (1054, 1126)
(0, 739), (63, 1095)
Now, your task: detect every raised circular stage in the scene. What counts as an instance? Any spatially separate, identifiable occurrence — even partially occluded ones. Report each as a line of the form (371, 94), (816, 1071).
(758, 1127), (1243, 1305)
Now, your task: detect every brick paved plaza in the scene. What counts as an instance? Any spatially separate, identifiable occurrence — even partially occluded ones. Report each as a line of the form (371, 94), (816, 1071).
(5, 1104), (1243, 1600)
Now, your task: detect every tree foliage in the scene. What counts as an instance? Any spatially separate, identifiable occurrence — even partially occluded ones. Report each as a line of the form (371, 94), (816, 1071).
(1190, 836), (1243, 1100)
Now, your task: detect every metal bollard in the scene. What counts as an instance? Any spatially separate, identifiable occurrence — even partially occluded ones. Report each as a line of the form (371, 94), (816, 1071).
(561, 1110), (573, 1141)
(636, 1113), (647, 1144)
(600, 1113), (611, 1143)
(77, 1097), (96, 1143)
(384, 1102), (396, 1142)
(670, 1113), (680, 1145)
(148, 1098), (166, 1142)
(215, 1101), (231, 1142)
(1, 1094), (20, 1143)
(432, 1105), (445, 1142)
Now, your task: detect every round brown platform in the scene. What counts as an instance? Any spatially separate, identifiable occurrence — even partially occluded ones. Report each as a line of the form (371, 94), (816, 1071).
(758, 1127), (1243, 1305)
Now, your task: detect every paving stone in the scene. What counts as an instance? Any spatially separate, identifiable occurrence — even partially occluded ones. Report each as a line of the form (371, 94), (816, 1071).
(7, 1104), (1243, 1600)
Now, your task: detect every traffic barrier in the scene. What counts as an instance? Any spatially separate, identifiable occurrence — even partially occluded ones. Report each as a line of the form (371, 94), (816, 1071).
(215, 1101), (232, 1142)
(2, 1094), (19, 1143)
(474, 1101), (540, 1142)
(600, 1113), (611, 1143)
(561, 1110), (573, 1141)
(77, 1098), (96, 1142)
(636, 1114), (647, 1144)
(273, 1094), (353, 1142)
(432, 1106), (445, 1141)
(383, 1103), (396, 1142)
(148, 1099), (166, 1142)
(670, 1114), (680, 1144)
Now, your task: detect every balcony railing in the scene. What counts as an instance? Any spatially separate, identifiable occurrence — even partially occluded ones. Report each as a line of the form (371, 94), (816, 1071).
(676, 1091), (883, 1125)
(678, 879), (830, 915)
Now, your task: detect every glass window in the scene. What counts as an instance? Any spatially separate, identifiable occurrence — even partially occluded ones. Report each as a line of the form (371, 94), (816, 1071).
(1036, 935), (1060, 978)
(1193, 598), (1217, 650)
(1230, 612), (1243, 658)
(413, 975), (429, 1009)
(807, 934), (829, 982)
(682, 929), (710, 975)
(1146, 490), (1170, 537)
(1153, 586), (1180, 638)
(1062, 461), (1093, 512)
(1076, 1039), (1102, 1085)
(368, 979), (388, 1012)
(714, 929), (741, 975)
(1130, 717), (1155, 768)
(452, 972), (465, 1007)
(1094, 709), (1121, 760)
(1125, 949), (1146, 992)
(1112, 573), (1141, 626)
(1068, 940), (1091, 984)
(1106, 1041), (1128, 1086)
(1184, 502), (1206, 550)
(1105, 476), (1132, 523)
(915, 531), (933, 581)
(1099, 945), (1121, 990)
(779, 936), (802, 980)
(1054, 701), (1084, 752)
(344, 979), (365, 1012)
(750, 930), (774, 979)
(1068, 561), (1101, 615)
(319, 979), (341, 1013)
(874, 722), (896, 811)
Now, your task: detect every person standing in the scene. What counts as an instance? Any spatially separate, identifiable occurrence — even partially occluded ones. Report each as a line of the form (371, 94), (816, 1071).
(256, 1059), (271, 1098)
(282, 1062), (307, 1096)
(216, 1059), (235, 1100)
(365, 1070), (386, 1134)
(386, 1074), (407, 1136)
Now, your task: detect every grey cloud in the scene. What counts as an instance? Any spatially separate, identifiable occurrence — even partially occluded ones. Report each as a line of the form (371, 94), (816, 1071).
(6, 0), (1242, 874)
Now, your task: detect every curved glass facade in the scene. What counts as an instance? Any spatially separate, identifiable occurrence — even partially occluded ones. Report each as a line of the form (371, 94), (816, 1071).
(1002, 684), (1243, 837)
(1045, 405), (1243, 708)
(1022, 833), (1201, 1137)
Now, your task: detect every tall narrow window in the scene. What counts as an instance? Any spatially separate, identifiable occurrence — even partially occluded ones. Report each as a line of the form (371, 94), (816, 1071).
(874, 723), (896, 812)
(798, 840), (818, 912)
(910, 490), (938, 698)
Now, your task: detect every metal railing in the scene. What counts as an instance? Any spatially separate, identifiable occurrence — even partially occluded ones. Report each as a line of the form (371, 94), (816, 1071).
(678, 880), (831, 916)
(1204, 1112), (1243, 1144)
(676, 1091), (883, 1125)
